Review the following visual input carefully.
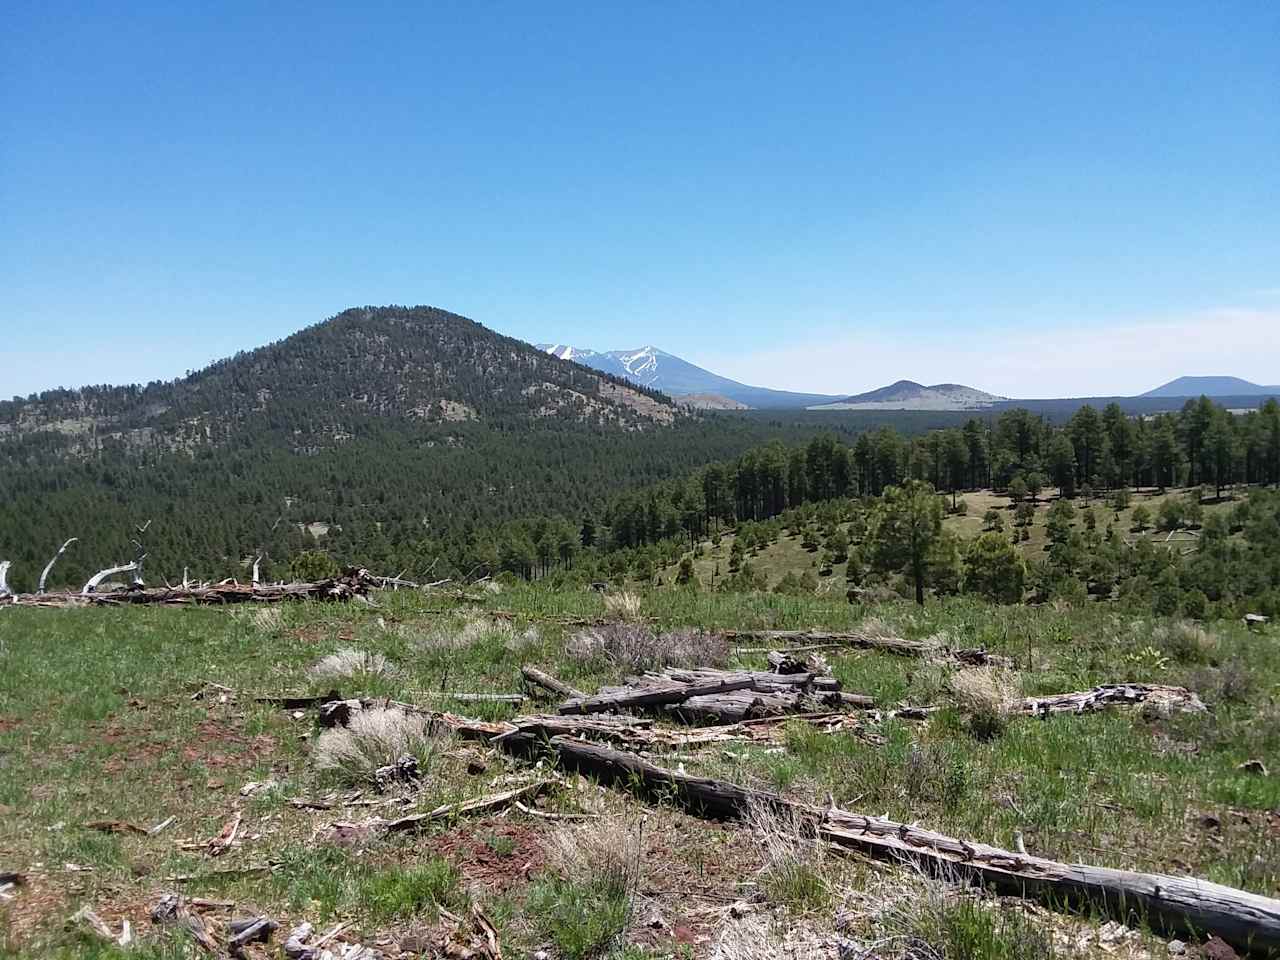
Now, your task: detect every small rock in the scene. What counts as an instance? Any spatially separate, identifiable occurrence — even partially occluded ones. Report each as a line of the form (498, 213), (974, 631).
(1168, 939), (1187, 955)
(1197, 813), (1221, 830)
(642, 907), (667, 930)
(1237, 759), (1269, 776)
(728, 901), (753, 919)
(466, 758), (488, 776)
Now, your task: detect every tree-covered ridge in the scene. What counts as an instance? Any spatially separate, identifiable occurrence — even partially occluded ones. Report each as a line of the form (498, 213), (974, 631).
(0, 305), (676, 456)
(602, 398), (1280, 552)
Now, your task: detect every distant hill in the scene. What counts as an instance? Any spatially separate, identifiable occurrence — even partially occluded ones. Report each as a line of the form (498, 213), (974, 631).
(0, 308), (678, 456)
(536, 344), (841, 409)
(809, 380), (1005, 411)
(1141, 376), (1280, 399)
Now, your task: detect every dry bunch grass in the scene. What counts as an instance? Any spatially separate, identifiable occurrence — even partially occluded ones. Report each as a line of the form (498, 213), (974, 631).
(312, 706), (445, 785)
(602, 590), (644, 621)
(566, 623), (729, 673)
(309, 646), (396, 680)
(543, 816), (644, 893)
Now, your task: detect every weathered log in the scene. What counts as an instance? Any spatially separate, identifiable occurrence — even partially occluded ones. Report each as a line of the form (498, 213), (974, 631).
(723, 629), (933, 657)
(0, 561), (11, 598)
(12, 568), (380, 607)
(521, 737), (1280, 955)
(666, 689), (869, 725)
(819, 811), (1280, 956)
(38, 539), (77, 594)
(521, 665), (586, 701)
(559, 675), (760, 715)
(228, 916), (278, 952)
(1014, 683), (1206, 717)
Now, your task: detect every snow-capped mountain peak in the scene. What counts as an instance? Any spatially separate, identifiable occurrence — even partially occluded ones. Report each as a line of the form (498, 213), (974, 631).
(533, 340), (844, 409)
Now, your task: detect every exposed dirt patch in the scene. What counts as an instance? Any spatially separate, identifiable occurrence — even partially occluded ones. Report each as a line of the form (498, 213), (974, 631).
(424, 819), (545, 892)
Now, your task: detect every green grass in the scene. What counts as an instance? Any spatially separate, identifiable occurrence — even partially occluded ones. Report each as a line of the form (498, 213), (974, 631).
(2, 585), (1278, 956)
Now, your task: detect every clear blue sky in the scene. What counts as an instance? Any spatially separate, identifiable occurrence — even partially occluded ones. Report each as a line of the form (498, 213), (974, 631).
(3, 2), (1277, 398)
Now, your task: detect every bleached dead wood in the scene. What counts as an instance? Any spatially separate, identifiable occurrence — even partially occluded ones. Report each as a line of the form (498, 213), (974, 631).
(323, 780), (553, 840)
(1014, 683), (1206, 717)
(0, 561), (11, 598)
(82, 561), (142, 594)
(13, 568), (379, 606)
(516, 736), (1280, 955)
(37, 538), (77, 594)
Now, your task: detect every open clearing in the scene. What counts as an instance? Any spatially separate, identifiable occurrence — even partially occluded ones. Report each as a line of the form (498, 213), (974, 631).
(1, 587), (1278, 958)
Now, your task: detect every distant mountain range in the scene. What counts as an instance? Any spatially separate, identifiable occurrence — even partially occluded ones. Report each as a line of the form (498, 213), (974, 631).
(539, 342), (1278, 411)
(536, 344), (841, 409)
(1141, 376), (1280, 399)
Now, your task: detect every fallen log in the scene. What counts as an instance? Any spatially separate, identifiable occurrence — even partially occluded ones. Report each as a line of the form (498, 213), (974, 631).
(0, 561), (11, 599)
(150, 894), (218, 953)
(818, 812), (1280, 956)
(517, 736), (1280, 955)
(9, 568), (380, 607)
(559, 675), (760, 715)
(723, 629), (934, 657)
(1014, 683), (1206, 717)
(521, 665), (586, 701)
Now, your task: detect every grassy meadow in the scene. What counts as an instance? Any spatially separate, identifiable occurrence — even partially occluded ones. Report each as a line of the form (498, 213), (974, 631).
(1, 585), (1278, 958)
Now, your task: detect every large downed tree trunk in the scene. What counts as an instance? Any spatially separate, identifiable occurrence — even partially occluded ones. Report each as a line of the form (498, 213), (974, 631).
(514, 735), (1280, 955)
(1013, 683), (1206, 717)
(724, 629), (935, 657)
(728, 630), (1010, 666)
(10, 568), (379, 607)
(818, 812), (1279, 955)
(559, 674), (762, 715)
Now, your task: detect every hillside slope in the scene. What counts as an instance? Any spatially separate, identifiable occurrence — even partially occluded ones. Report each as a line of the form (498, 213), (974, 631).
(0, 307), (676, 460)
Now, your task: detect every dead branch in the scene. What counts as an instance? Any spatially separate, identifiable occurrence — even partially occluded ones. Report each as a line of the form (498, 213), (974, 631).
(321, 780), (553, 841)
(521, 664), (586, 700)
(81, 561), (142, 595)
(37, 538), (78, 594)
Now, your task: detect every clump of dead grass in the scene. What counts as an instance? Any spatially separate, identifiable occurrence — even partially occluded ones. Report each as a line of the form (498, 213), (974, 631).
(602, 590), (644, 621)
(948, 667), (1016, 741)
(710, 911), (841, 960)
(310, 646), (396, 680)
(1150, 620), (1218, 665)
(544, 817), (644, 893)
(744, 798), (830, 915)
(312, 706), (445, 786)
(566, 623), (729, 673)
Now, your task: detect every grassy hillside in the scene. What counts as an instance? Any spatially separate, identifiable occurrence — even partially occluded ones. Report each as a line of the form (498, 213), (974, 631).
(1, 586), (1277, 957)
(661, 486), (1237, 595)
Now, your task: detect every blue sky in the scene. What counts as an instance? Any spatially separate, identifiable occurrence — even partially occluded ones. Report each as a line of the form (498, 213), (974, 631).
(3, 2), (1277, 398)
